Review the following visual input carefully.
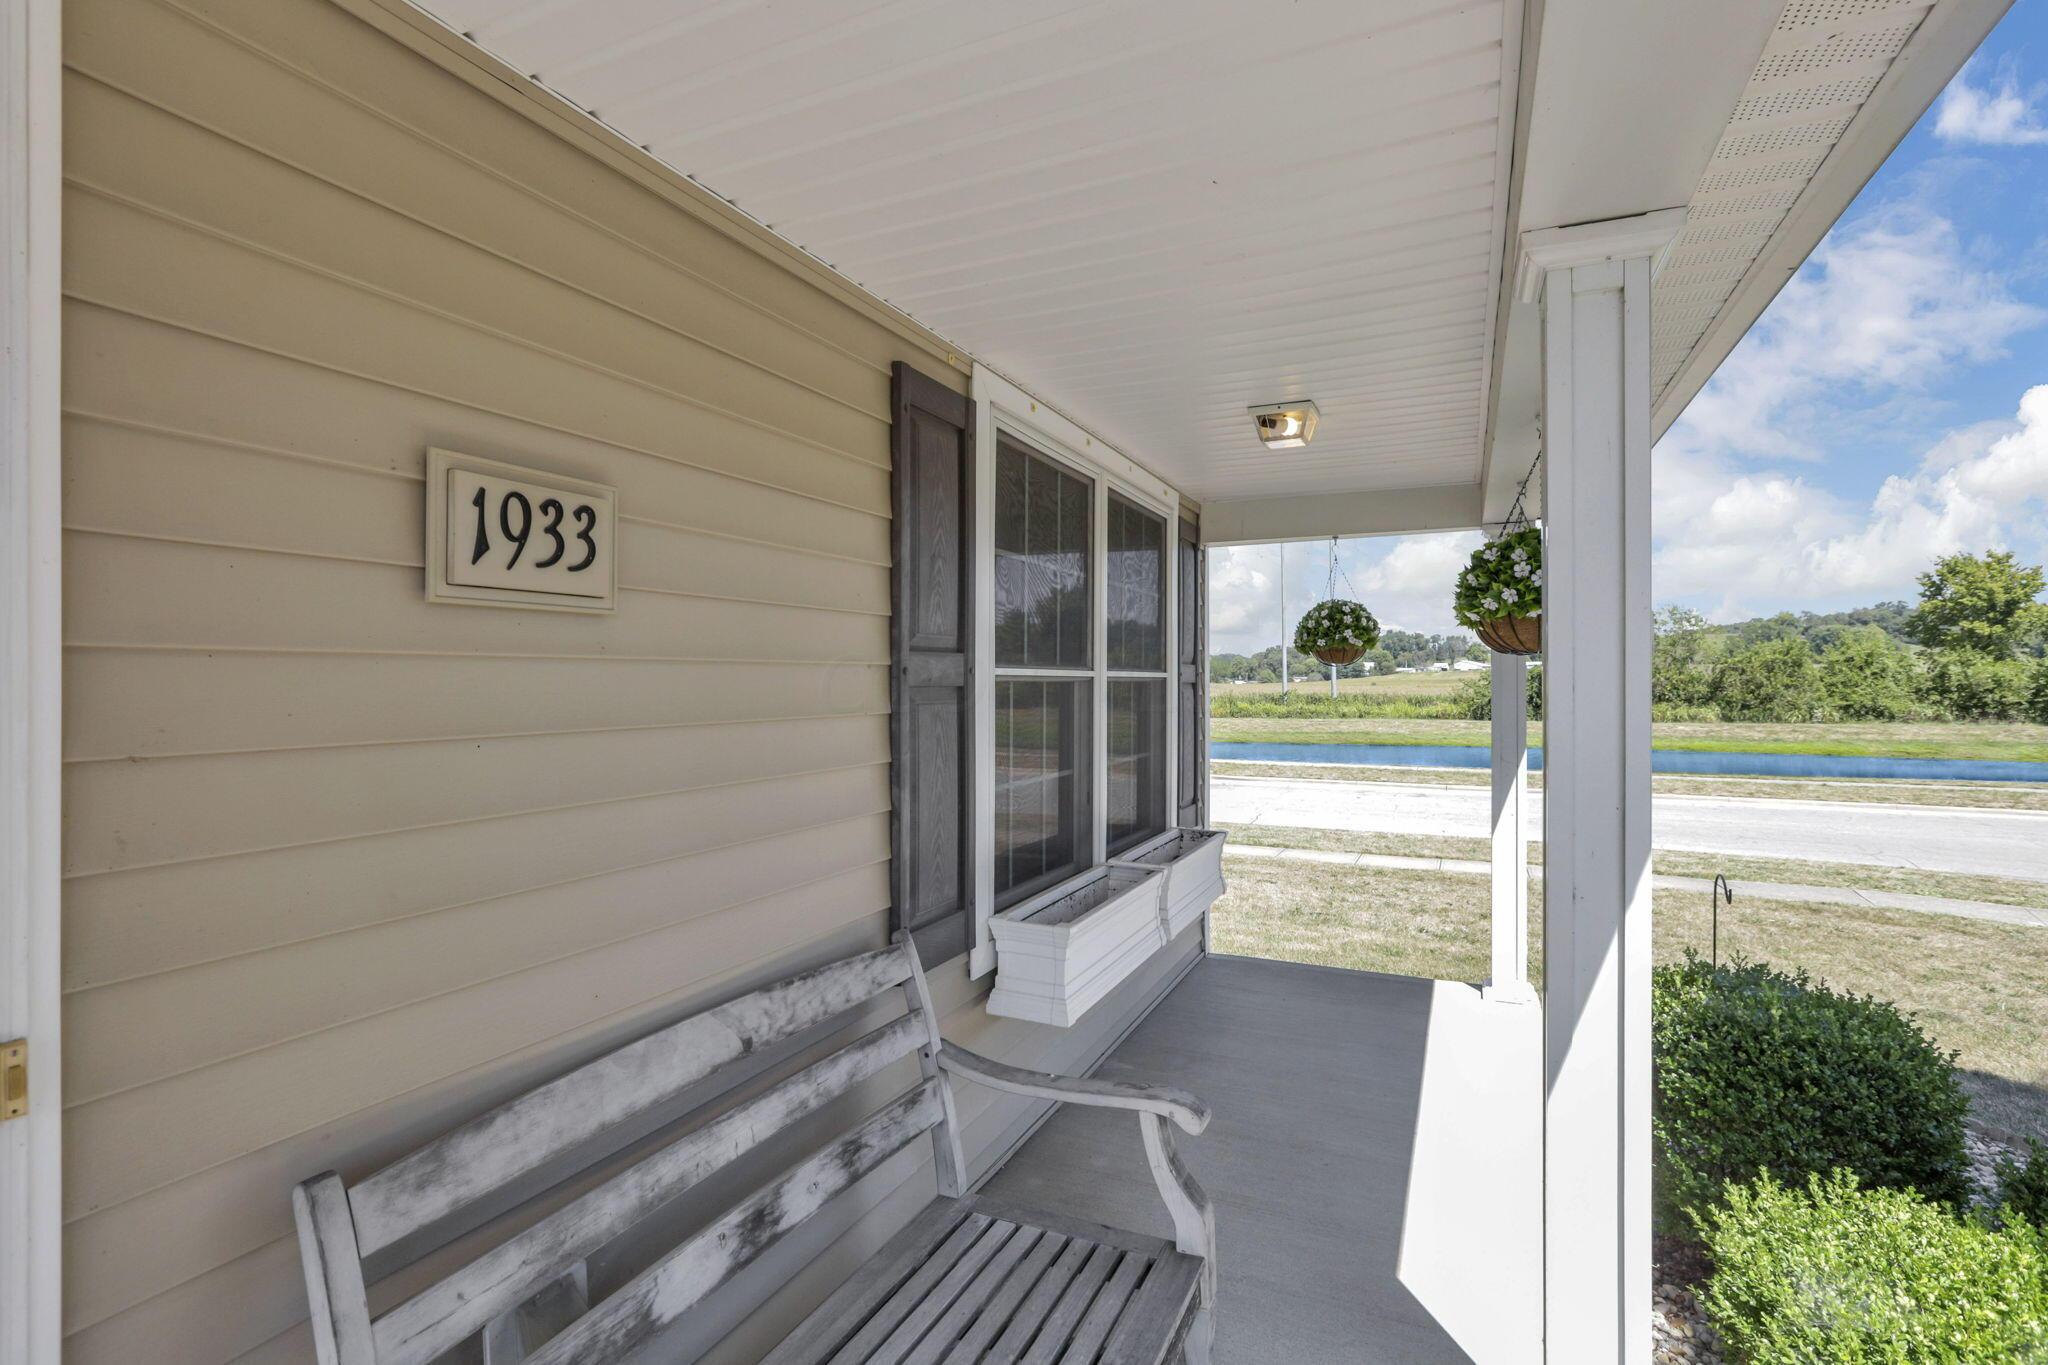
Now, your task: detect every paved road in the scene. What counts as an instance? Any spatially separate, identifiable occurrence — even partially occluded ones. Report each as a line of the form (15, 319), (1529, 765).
(1211, 775), (2048, 882)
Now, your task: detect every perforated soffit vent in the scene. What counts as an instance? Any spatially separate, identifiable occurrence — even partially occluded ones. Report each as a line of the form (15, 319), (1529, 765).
(1652, 0), (1933, 399)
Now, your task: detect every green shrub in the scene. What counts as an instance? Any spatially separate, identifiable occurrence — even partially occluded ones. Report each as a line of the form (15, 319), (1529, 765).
(1697, 1171), (2048, 1364)
(1652, 956), (1969, 1231)
(1447, 665), (1543, 721)
(1920, 648), (2031, 720)
(1999, 1139), (2048, 1230)
(2029, 658), (2048, 726)
(1709, 638), (1822, 722)
(1816, 626), (1922, 720)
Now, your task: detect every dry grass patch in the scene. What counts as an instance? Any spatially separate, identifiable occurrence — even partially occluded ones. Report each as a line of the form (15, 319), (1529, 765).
(1221, 822), (2048, 911)
(1207, 858), (1513, 981)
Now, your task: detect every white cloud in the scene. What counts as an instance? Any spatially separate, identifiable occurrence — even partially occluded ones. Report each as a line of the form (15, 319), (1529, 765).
(1206, 531), (1483, 657)
(1934, 59), (2048, 146)
(1663, 214), (2039, 467)
(1206, 544), (1279, 646)
(1656, 387), (2048, 610)
(1653, 203), (2045, 615)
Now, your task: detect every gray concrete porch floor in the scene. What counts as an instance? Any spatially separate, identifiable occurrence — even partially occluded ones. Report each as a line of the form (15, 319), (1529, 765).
(980, 953), (1543, 1365)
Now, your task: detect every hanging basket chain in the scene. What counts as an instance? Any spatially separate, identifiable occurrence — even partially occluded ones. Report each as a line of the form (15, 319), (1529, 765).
(1494, 417), (1542, 538)
(1323, 535), (1359, 602)
(1295, 535), (1380, 667)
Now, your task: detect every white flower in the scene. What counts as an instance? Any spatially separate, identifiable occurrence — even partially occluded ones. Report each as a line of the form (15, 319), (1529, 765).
(1502, 588), (1519, 604)
(1513, 561), (1529, 578)
(1531, 570), (1544, 587)
(1482, 547), (1498, 561)
(1511, 547), (1527, 563)
(1483, 596), (1499, 612)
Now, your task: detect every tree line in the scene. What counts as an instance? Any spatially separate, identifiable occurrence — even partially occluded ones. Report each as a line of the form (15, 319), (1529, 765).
(1651, 551), (2048, 724)
(1209, 629), (1486, 683)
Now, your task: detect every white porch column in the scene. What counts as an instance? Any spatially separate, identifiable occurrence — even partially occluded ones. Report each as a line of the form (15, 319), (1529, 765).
(1518, 208), (1682, 1365)
(1485, 655), (1534, 1003)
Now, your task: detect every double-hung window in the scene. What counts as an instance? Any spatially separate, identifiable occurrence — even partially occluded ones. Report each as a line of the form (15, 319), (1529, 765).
(1104, 493), (1169, 855)
(992, 436), (1095, 905)
(976, 368), (1180, 969)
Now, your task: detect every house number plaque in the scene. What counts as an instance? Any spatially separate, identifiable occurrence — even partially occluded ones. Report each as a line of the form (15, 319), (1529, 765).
(425, 449), (618, 611)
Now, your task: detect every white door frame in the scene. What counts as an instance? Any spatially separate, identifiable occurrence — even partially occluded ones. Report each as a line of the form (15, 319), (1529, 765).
(3, 0), (63, 1358)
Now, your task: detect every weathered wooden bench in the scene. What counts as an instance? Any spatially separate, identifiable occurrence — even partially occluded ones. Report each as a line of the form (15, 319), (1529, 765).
(293, 936), (1215, 1365)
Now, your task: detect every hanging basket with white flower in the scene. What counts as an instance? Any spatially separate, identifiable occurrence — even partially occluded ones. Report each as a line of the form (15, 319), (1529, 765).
(1454, 525), (1542, 655)
(1294, 597), (1381, 667)
(1294, 536), (1382, 666)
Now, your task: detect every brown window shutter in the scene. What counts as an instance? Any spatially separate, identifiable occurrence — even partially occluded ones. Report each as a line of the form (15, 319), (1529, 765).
(1177, 515), (1207, 828)
(890, 362), (976, 965)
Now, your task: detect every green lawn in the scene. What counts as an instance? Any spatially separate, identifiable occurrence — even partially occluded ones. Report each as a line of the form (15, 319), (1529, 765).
(1209, 714), (2048, 762)
(1213, 672), (1470, 698)
(1209, 854), (2048, 1142)
(1211, 759), (2048, 811)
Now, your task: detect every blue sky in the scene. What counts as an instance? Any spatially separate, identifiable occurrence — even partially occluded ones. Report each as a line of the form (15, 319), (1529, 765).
(1211, 2), (2048, 656)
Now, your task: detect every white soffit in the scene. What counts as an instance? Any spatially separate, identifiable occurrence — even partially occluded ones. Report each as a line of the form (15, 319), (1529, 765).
(413, 0), (1520, 504)
(1646, 0), (1949, 411)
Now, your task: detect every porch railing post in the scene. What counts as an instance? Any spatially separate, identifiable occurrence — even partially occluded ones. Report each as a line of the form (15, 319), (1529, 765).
(1519, 207), (1682, 1365)
(1485, 654), (1534, 1003)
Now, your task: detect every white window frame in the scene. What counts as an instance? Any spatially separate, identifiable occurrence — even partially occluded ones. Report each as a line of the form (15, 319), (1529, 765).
(970, 364), (1180, 978)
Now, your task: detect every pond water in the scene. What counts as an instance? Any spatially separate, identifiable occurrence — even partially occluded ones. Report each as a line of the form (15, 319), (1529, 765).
(1209, 741), (2048, 784)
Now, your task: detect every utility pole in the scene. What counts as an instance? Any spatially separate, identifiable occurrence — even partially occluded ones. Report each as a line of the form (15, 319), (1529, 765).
(1277, 541), (1288, 696)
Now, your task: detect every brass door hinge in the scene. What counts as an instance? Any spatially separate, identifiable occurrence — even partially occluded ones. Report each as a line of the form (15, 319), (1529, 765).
(1, 1040), (25, 1120)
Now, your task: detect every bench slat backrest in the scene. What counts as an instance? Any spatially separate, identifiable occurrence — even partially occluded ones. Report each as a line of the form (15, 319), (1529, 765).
(349, 945), (915, 1257)
(523, 1081), (947, 1365)
(374, 1012), (931, 1365)
(296, 941), (948, 1365)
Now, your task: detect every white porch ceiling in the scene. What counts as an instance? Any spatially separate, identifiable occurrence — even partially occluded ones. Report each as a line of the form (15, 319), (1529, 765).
(417, 0), (1519, 505)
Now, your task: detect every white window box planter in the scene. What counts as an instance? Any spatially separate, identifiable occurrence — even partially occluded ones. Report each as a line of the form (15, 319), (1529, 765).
(1110, 828), (1227, 940)
(986, 865), (1167, 1027)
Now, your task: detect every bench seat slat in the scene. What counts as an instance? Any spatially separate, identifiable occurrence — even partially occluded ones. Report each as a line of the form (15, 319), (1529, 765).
(900, 1224), (1046, 1365)
(1017, 1245), (1123, 1365)
(522, 1080), (946, 1365)
(983, 1239), (1093, 1365)
(1055, 1251), (1149, 1365)
(760, 1202), (981, 1365)
(375, 1012), (930, 1365)
(765, 1196), (1197, 1365)
(936, 1226), (1071, 1365)
(824, 1214), (992, 1365)
(1098, 1255), (1203, 1365)
(351, 945), (912, 1255)
(865, 1221), (1022, 1365)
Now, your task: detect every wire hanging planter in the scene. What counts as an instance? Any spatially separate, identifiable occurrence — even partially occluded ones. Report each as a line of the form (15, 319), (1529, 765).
(1293, 536), (1380, 667)
(1455, 441), (1544, 656)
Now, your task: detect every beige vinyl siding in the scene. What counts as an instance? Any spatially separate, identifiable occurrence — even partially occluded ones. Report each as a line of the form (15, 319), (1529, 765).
(58, 1), (1202, 1361)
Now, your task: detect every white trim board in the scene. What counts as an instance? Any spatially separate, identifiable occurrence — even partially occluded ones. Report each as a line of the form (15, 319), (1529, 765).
(1, 0), (63, 1357)
(1197, 483), (1485, 546)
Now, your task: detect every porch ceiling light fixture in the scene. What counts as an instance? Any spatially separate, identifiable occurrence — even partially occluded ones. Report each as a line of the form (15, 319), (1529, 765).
(1249, 401), (1319, 450)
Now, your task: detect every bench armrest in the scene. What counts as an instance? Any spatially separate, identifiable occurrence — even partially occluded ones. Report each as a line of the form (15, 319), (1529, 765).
(935, 1041), (1217, 1320)
(935, 1043), (1210, 1135)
